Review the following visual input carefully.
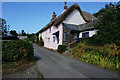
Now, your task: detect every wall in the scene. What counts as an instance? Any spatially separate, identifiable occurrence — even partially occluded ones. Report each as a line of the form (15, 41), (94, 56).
(18, 36), (27, 40)
(39, 23), (63, 50)
(63, 9), (86, 25)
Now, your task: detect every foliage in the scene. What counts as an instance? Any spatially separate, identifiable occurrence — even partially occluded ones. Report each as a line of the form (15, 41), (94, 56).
(19, 30), (27, 36)
(0, 18), (10, 35)
(2, 40), (34, 62)
(38, 37), (44, 46)
(90, 2), (120, 46)
(71, 42), (120, 71)
(58, 45), (67, 53)
(10, 30), (18, 35)
(29, 34), (37, 43)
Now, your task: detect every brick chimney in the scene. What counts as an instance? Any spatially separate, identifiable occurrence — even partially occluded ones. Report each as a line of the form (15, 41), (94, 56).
(52, 12), (57, 20)
(64, 2), (68, 10)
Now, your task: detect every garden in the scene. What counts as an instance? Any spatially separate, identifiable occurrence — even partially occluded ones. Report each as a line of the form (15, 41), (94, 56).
(71, 42), (120, 72)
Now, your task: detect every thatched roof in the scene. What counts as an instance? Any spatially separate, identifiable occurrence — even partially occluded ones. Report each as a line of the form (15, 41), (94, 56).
(38, 3), (97, 33)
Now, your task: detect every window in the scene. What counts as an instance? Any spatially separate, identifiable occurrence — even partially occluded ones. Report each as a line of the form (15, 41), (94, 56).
(53, 36), (55, 42)
(64, 32), (68, 42)
(73, 33), (78, 39)
(82, 32), (89, 38)
(48, 38), (50, 42)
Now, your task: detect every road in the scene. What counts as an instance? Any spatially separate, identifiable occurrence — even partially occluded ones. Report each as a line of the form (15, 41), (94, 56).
(33, 44), (119, 78)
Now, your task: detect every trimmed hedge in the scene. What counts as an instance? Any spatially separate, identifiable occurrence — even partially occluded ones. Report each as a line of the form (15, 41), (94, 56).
(58, 45), (67, 53)
(2, 40), (34, 62)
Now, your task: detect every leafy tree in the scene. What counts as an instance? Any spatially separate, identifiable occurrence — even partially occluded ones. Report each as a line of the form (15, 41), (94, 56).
(10, 30), (18, 35)
(89, 2), (120, 46)
(0, 18), (10, 35)
(20, 30), (26, 36)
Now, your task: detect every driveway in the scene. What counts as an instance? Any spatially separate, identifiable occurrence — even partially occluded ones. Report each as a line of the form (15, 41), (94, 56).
(33, 44), (119, 78)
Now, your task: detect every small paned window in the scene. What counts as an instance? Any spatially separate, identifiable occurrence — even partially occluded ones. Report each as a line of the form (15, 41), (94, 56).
(82, 32), (89, 38)
(64, 32), (68, 42)
(73, 33), (78, 39)
(48, 38), (50, 42)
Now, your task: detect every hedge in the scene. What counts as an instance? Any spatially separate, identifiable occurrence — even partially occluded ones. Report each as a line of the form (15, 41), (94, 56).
(58, 45), (67, 53)
(2, 40), (34, 62)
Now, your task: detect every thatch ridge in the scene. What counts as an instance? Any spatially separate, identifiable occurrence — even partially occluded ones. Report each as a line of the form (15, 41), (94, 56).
(38, 3), (97, 33)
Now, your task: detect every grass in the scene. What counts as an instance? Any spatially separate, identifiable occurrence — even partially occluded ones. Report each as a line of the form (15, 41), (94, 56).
(2, 58), (36, 75)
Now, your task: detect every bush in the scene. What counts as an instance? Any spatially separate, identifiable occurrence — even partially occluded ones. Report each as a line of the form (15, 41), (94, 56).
(2, 40), (34, 62)
(58, 45), (67, 53)
(71, 42), (120, 71)
(29, 35), (37, 43)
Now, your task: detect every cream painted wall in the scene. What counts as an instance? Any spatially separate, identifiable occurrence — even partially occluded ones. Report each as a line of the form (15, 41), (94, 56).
(38, 9), (96, 50)
(39, 23), (63, 50)
(63, 9), (86, 25)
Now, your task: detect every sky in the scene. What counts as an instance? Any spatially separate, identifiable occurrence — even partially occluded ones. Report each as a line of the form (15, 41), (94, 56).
(2, 2), (110, 34)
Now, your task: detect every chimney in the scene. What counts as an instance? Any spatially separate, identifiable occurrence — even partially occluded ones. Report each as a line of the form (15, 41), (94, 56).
(52, 12), (57, 20)
(64, 2), (68, 10)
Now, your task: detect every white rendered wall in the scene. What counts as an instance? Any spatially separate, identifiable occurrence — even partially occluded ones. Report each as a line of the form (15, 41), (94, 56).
(63, 9), (86, 25)
(39, 23), (63, 50)
(79, 30), (97, 38)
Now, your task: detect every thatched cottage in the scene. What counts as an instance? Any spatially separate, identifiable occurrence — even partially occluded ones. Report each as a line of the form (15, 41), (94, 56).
(37, 2), (98, 50)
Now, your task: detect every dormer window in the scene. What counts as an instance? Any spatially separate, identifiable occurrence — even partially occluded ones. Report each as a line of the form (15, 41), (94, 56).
(82, 32), (89, 38)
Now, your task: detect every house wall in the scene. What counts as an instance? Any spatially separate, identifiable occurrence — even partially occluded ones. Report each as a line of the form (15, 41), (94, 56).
(79, 30), (97, 38)
(39, 23), (63, 50)
(62, 26), (79, 48)
(18, 36), (27, 40)
(63, 9), (86, 25)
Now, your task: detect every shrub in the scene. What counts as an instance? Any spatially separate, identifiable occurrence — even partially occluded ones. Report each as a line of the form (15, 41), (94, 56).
(58, 45), (67, 53)
(29, 35), (37, 43)
(2, 40), (34, 62)
(23, 38), (29, 41)
(71, 42), (120, 71)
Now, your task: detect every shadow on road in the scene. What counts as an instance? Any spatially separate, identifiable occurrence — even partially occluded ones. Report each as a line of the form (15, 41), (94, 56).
(34, 56), (42, 61)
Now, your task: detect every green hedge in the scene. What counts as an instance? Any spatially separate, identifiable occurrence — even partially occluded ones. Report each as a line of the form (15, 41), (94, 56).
(2, 40), (34, 62)
(58, 45), (67, 53)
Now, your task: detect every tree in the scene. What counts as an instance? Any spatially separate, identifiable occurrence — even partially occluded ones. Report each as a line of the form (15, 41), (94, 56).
(10, 30), (18, 35)
(21, 30), (26, 36)
(89, 2), (120, 46)
(0, 18), (10, 35)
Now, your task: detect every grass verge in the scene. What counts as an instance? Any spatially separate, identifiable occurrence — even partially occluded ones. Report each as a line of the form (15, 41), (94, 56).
(2, 58), (36, 75)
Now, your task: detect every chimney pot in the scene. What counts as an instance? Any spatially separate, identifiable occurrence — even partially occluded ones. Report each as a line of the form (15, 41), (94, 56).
(51, 12), (57, 20)
(64, 2), (68, 10)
